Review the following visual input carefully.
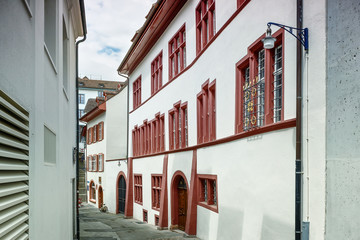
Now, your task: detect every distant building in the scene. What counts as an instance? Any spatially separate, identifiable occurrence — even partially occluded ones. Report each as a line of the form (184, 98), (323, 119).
(0, 0), (86, 239)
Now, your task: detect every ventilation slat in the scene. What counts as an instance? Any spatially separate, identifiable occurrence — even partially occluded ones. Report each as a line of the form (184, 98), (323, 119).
(0, 110), (28, 132)
(0, 203), (28, 225)
(0, 182), (29, 198)
(0, 213), (28, 238)
(2, 223), (28, 240)
(0, 193), (28, 211)
(0, 121), (29, 141)
(0, 159), (28, 171)
(0, 172), (28, 184)
(0, 145), (28, 160)
(17, 233), (29, 240)
(0, 96), (28, 122)
(0, 133), (29, 151)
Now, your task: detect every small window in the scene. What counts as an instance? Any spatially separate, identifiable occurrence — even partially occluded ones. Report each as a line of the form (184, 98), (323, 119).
(151, 51), (163, 94)
(134, 174), (143, 204)
(196, 0), (215, 54)
(79, 82), (84, 86)
(133, 76), (142, 109)
(92, 155), (97, 172)
(78, 109), (84, 118)
(151, 175), (162, 210)
(155, 215), (160, 226)
(44, 125), (56, 164)
(169, 101), (188, 150)
(79, 94), (85, 104)
(90, 181), (96, 202)
(98, 122), (104, 141)
(44, 0), (57, 62)
(63, 18), (69, 92)
(198, 175), (218, 212)
(98, 154), (104, 172)
(143, 209), (148, 223)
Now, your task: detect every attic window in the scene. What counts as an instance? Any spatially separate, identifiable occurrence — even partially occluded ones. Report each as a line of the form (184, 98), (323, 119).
(79, 82), (84, 86)
(99, 83), (105, 88)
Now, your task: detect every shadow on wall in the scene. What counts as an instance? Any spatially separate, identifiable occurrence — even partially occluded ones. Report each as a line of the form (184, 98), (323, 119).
(216, 206), (244, 240)
(260, 214), (293, 240)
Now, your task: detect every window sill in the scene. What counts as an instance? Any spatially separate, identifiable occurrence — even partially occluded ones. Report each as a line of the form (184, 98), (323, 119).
(89, 199), (96, 203)
(135, 201), (143, 206)
(63, 87), (69, 101)
(44, 43), (58, 74)
(198, 202), (218, 213)
(152, 207), (160, 211)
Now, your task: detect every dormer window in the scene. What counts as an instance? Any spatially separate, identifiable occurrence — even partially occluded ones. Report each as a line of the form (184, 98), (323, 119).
(79, 82), (84, 86)
(99, 83), (105, 88)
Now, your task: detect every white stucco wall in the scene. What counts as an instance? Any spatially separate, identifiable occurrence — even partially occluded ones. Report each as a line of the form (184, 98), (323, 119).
(78, 88), (100, 111)
(0, 0), (83, 239)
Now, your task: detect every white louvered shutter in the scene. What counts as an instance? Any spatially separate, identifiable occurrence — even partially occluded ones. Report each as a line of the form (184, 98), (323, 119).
(0, 92), (29, 240)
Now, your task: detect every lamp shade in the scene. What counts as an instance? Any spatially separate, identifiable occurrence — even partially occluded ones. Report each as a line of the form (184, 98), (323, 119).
(262, 36), (276, 49)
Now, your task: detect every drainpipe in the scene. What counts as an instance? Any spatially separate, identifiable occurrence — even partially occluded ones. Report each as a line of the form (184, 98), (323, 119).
(76, 0), (87, 239)
(117, 72), (130, 161)
(295, 0), (303, 239)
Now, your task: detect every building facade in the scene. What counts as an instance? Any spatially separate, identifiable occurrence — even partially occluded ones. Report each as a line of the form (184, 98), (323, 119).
(115, 0), (359, 239)
(81, 86), (128, 214)
(0, 0), (85, 239)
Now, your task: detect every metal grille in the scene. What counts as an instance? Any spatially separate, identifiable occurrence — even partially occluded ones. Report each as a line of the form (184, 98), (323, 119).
(273, 45), (282, 122)
(257, 49), (265, 127)
(0, 91), (30, 239)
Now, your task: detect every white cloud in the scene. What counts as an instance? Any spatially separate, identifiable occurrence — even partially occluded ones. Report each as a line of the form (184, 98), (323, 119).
(79, 0), (155, 81)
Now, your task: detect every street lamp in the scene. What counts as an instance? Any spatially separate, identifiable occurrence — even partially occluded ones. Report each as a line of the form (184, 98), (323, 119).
(262, 22), (309, 51)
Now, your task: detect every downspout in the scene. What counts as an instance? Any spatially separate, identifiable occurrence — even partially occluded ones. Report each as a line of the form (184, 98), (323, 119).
(118, 72), (130, 160)
(76, 0), (87, 239)
(295, 0), (303, 239)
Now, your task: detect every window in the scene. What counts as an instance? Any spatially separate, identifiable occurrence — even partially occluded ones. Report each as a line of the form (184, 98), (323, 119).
(196, 0), (215, 54)
(44, 125), (56, 164)
(151, 175), (162, 210)
(93, 125), (97, 143)
(133, 76), (141, 109)
(91, 155), (98, 172)
(151, 51), (163, 94)
(89, 181), (96, 202)
(63, 18), (69, 92)
(79, 94), (85, 104)
(98, 122), (104, 141)
(168, 25), (186, 80)
(134, 174), (143, 204)
(44, 0), (56, 62)
(155, 215), (160, 226)
(132, 113), (165, 156)
(143, 209), (148, 223)
(79, 109), (84, 118)
(169, 101), (188, 150)
(198, 175), (218, 212)
(98, 91), (104, 97)
(197, 79), (216, 144)
(235, 30), (284, 133)
(87, 156), (91, 171)
(98, 154), (104, 172)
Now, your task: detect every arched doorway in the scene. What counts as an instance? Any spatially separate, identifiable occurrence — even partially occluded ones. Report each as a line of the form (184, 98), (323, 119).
(116, 172), (126, 214)
(98, 186), (103, 208)
(171, 171), (189, 231)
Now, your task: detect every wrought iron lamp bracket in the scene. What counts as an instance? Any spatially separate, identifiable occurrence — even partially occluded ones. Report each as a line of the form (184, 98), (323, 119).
(267, 22), (308, 51)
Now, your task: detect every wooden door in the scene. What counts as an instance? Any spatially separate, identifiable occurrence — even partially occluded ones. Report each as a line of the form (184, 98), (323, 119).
(177, 177), (187, 231)
(118, 176), (126, 213)
(98, 187), (103, 208)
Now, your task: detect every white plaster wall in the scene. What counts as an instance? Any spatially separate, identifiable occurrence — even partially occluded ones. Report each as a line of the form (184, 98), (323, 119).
(106, 86), (128, 160)
(303, 0), (327, 239)
(128, 0), (297, 155)
(0, 0), (82, 239)
(133, 155), (164, 225)
(78, 88), (99, 111)
(197, 128), (295, 240)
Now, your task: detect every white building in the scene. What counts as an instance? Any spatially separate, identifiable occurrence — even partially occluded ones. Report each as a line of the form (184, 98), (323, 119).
(0, 0), (86, 239)
(80, 86), (128, 214)
(114, 0), (360, 239)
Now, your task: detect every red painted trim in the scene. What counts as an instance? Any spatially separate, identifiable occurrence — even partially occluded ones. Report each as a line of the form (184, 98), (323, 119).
(155, 214), (160, 226)
(133, 76), (142, 110)
(125, 158), (134, 217)
(128, 0), (252, 115)
(158, 155), (169, 228)
(197, 174), (218, 213)
(185, 150), (197, 236)
(143, 209), (148, 223)
(170, 170), (189, 229)
(134, 174), (143, 205)
(151, 50), (163, 95)
(98, 185), (103, 208)
(151, 174), (162, 211)
(115, 171), (126, 214)
(131, 119), (296, 159)
(168, 24), (186, 81)
(89, 180), (96, 202)
(80, 102), (106, 122)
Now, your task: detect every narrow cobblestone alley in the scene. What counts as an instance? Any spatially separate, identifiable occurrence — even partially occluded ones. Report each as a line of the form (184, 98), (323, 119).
(79, 204), (199, 240)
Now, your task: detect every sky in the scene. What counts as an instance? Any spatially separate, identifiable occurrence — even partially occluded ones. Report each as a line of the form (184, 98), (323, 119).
(79, 0), (155, 82)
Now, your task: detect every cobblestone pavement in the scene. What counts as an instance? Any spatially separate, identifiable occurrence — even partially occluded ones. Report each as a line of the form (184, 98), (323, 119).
(79, 204), (199, 240)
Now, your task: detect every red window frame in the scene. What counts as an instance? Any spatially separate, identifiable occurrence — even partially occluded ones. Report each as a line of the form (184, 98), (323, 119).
(87, 127), (92, 145)
(92, 155), (98, 172)
(97, 122), (104, 141)
(134, 174), (143, 205)
(151, 174), (162, 210)
(196, 0), (215, 54)
(143, 209), (148, 223)
(97, 153), (104, 172)
(198, 174), (218, 212)
(89, 180), (96, 203)
(169, 101), (188, 150)
(87, 156), (90, 171)
(151, 51), (163, 94)
(154, 214), (160, 226)
(133, 76), (141, 110)
(235, 30), (284, 133)
(168, 24), (186, 81)
(92, 125), (97, 143)
(197, 79), (216, 144)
